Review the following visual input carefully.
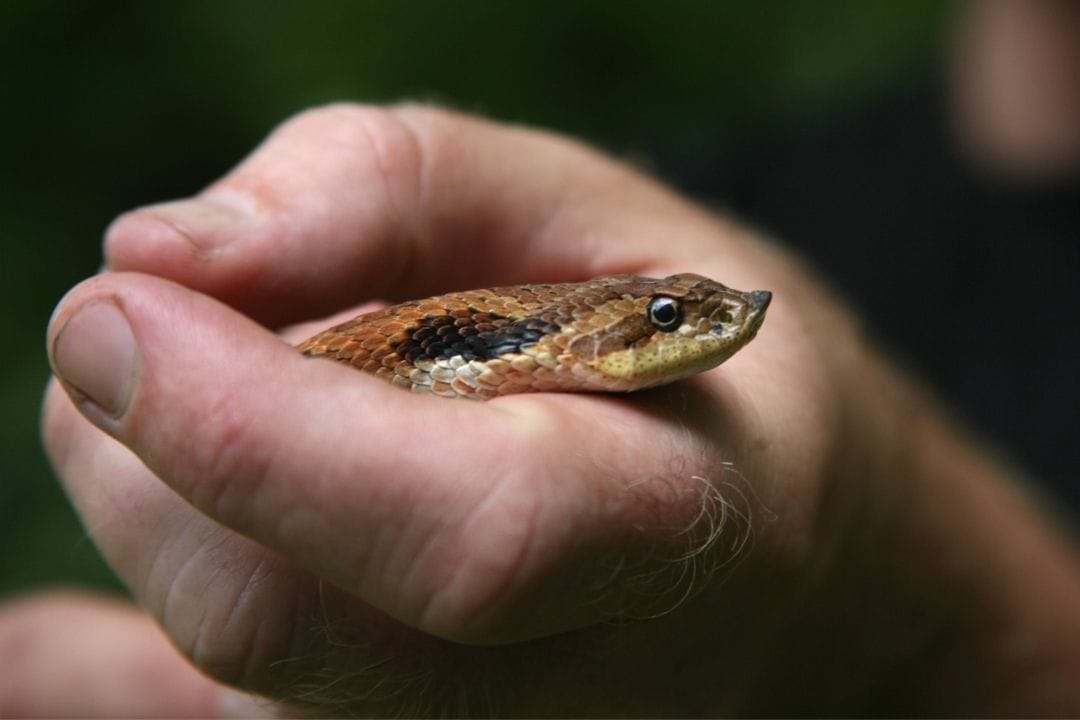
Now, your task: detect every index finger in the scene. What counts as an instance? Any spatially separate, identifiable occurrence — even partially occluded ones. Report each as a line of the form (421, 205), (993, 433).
(105, 103), (722, 327)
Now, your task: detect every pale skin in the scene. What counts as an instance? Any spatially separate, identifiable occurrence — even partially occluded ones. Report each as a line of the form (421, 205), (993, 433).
(19, 104), (1080, 716)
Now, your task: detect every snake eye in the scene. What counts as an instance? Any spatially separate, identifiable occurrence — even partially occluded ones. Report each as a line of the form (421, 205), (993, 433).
(646, 295), (683, 332)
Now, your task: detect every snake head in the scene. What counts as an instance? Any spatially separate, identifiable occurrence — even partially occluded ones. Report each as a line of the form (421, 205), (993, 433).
(556, 273), (772, 392)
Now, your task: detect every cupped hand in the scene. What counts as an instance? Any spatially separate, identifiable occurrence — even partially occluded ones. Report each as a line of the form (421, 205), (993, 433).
(41, 104), (857, 715)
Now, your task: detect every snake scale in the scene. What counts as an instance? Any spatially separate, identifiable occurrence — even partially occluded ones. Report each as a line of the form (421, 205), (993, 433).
(297, 273), (771, 399)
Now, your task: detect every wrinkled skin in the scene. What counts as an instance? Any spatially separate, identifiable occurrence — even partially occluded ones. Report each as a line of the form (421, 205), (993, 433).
(25, 104), (1080, 717)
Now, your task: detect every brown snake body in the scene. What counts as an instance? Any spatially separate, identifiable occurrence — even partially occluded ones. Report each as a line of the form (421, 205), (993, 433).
(297, 273), (771, 399)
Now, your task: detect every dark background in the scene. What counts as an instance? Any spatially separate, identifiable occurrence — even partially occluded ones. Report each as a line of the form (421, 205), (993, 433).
(8, 0), (1052, 601)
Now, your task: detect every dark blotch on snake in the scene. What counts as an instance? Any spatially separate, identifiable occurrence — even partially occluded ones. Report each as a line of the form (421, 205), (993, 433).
(395, 311), (561, 363)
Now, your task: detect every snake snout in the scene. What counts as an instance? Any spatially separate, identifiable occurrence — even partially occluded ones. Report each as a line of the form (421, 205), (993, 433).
(710, 290), (772, 336)
(748, 290), (772, 313)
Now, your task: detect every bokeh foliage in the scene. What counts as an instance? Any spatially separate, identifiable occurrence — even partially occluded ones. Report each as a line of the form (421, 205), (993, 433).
(0, 0), (945, 596)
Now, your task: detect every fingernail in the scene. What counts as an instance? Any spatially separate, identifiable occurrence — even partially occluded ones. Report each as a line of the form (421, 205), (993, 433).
(216, 687), (274, 718)
(50, 298), (136, 418)
(127, 194), (253, 252)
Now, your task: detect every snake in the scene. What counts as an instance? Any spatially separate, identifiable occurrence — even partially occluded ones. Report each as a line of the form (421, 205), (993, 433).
(296, 273), (771, 400)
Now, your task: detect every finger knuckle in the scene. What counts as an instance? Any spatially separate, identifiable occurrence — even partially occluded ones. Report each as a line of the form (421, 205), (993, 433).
(285, 102), (425, 183)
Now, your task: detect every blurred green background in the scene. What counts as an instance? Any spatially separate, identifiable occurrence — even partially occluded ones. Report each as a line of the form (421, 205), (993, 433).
(0, 1), (946, 599)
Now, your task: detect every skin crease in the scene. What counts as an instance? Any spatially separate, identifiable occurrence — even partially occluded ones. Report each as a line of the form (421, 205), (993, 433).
(30, 103), (1080, 716)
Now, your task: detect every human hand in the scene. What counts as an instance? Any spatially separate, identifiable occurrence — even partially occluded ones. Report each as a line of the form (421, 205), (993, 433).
(40, 104), (1079, 716)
